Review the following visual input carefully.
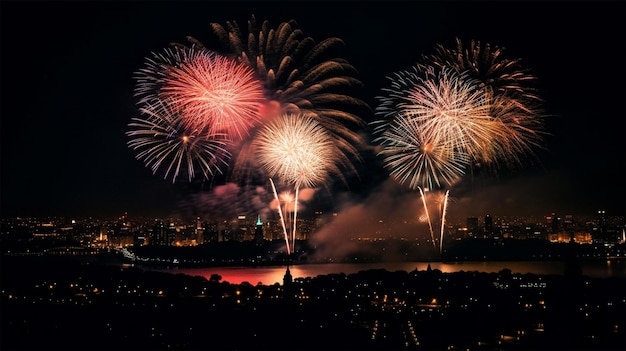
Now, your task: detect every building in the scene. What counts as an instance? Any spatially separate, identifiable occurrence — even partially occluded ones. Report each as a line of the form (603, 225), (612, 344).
(546, 213), (560, 234)
(195, 217), (204, 245)
(466, 217), (479, 238)
(151, 220), (174, 246)
(254, 215), (264, 245)
(484, 214), (493, 238)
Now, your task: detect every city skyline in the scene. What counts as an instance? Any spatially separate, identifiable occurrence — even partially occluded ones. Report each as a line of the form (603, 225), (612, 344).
(1, 1), (624, 224)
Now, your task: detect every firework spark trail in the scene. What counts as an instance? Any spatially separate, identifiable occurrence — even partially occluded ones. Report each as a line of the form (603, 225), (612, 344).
(126, 100), (230, 183)
(269, 178), (291, 255)
(419, 187), (437, 250)
(292, 186), (299, 254)
(281, 191), (298, 238)
(439, 190), (449, 254)
(279, 191), (294, 238)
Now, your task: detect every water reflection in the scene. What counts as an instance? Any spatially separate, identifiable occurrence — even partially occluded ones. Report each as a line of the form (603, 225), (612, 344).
(155, 259), (626, 285)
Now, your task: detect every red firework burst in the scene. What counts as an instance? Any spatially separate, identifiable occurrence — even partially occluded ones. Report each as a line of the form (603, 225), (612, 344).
(159, 48), (266, 141)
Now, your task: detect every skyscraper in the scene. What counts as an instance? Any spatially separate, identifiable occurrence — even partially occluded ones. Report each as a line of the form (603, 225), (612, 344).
(597, 210), (607, 235)
(484, 214), (493, 238)
(195, 217), (204, 244)
(254, 215), (264, 246)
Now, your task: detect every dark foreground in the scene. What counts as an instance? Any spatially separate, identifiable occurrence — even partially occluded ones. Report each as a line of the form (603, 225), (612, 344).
(1, 256), (624, 350)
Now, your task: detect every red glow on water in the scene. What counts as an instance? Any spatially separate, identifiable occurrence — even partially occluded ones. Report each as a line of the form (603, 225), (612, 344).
(169, 266), (293, 285)
(154, 260), (626, 286)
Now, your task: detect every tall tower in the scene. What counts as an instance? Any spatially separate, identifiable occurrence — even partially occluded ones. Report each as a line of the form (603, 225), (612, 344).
(595, 209), (608, 243)
(597, 210), (607, 234)
(283, 266), (293, 286)
(254, 215), (264, 246)
(195, 217), (204, 244)
(282, 266), (294, 300)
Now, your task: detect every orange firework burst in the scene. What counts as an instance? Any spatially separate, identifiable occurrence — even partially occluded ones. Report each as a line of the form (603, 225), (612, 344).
(423, 37), (542, 102)
(423, 37), (548, 171)
(254, 113), (338, 190)
(373, 65), (501, 190)
(254, 112), (339, 255)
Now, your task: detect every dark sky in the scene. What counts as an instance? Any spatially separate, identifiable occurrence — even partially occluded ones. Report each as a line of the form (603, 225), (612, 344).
(1, 0), (624, 222)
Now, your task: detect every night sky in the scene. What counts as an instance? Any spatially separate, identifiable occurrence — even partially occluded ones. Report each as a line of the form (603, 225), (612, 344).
(1, 1), (624, 222)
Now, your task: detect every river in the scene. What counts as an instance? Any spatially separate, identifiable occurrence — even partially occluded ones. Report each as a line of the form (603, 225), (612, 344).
(151, 259), (626, 285)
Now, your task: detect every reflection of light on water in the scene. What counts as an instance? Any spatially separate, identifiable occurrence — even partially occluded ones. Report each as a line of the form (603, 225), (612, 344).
(579, 259), (626, 279)
(155, 259), (626, 285)
(209, 268), (288, 285)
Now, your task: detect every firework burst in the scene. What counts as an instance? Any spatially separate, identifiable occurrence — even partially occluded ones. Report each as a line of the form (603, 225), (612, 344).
(134, 46), (265, 141)
(254, 113), (337, 190)
(373, 65), (504, 189)
(373, 39), (547, 255)
(423, 37), (548, 170)
(371, 65), (514, 255)
(480, 94), (546, 169)
(134, 46), (192, 106)
(254, 113), (338, 254)
(423, 37), (541, 102)
(176, 15), (369, 184)
(377, 116), (470, 191)
(126, 100), (231, 183)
